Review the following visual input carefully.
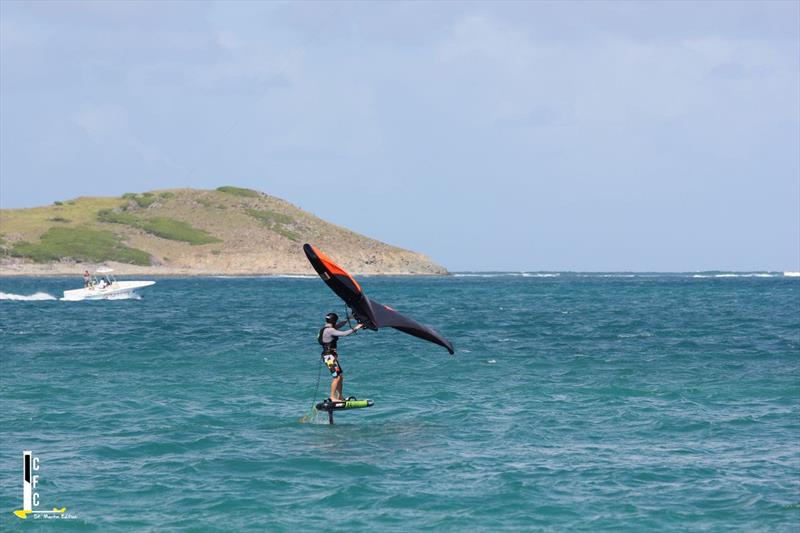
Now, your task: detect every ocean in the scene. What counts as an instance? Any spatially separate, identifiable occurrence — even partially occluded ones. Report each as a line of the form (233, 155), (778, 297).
(1, 273), (798, 531)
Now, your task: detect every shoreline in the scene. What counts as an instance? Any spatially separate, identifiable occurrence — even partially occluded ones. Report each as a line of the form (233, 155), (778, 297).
(0, 272), (450, 278)
(2, 261), (795, 279)
(0, 262), (451, 278)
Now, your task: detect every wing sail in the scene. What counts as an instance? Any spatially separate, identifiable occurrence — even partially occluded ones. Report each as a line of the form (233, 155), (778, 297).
(303, 243), (364, 307)
(362, 297), (454, 354)
(303, 243), (454, 354)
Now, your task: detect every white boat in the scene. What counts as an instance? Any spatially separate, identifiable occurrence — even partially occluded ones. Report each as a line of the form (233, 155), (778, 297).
(62, 268), (155, 301)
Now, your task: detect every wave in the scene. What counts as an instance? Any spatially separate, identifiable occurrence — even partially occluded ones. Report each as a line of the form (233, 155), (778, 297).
(455, 271), (791, 279)
(0, 291), (57, 301)
(211, 274), (316, 279)
(105, 292), (142, 300)
(454, 272), (560, 278)
(692, 273), (783, 279)
(453, 273), (508, 278)
(579, 274), (637, 278)
(617, 332), (654, 338)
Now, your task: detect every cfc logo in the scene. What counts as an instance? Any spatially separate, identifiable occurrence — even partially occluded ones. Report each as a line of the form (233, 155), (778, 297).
(13, 451), (71, 520)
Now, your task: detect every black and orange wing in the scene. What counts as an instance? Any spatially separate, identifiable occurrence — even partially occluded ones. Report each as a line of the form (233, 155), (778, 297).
(303, 243), (454, 354)
(303, 243), (363, 306)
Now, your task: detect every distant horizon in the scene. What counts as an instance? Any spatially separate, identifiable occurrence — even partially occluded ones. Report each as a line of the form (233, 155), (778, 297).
(1, 185), (797, 273)
(450, 270), (800, 274)
(1, 271), (799, 279)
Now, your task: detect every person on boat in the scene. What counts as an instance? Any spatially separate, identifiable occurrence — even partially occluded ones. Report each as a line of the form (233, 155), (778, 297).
(318, 312), (362, 403)
(83, 270), (91, 288)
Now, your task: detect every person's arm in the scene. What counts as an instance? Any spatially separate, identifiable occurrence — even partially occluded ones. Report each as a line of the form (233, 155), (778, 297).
(330, 323), (364, 337)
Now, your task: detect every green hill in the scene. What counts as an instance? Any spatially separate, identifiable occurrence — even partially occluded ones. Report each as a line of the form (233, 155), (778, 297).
(0, 187), (447, 275)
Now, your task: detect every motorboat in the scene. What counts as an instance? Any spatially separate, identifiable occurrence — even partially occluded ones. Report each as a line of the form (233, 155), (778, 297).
(62, 268), (155, 301)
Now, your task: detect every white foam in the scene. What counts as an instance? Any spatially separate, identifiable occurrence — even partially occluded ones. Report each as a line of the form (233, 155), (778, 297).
(212, 275), (316, 279)
(617, 332), (654, 338)
(105, 292), (142, 300)
(716, 273), (775, 278)
(0, 292), (57, 301)
(577, 274), (637, 278)
(784, 272), (800, 277)
(693, 273), (777, 279)
(454, 272), (559, 278)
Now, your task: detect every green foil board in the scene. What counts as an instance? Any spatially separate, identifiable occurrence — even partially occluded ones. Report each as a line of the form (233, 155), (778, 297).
(316, 399), (374, 411)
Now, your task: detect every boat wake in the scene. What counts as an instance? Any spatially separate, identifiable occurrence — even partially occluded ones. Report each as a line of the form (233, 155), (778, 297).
(106, 292), (143, 300)
(0, 291), (57, 301)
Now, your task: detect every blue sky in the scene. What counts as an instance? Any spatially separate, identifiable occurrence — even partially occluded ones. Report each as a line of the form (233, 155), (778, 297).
(1, 1), (798, 271)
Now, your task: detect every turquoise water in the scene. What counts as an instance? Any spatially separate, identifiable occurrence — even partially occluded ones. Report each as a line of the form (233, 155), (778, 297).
(1, 274), (798, 531)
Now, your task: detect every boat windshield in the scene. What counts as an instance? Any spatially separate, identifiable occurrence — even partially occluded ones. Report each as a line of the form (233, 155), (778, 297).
(89, 271), (116, 289)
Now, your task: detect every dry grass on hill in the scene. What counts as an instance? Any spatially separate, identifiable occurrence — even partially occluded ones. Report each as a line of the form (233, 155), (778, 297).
(0, 187), (447, 276)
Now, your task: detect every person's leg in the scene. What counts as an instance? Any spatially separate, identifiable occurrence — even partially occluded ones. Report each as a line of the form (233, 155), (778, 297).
(336, 375), (344, 401)
(330, 376), (340, 401)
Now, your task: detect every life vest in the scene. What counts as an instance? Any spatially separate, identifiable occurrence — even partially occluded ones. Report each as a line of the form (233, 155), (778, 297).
(317, 326), (338, 355)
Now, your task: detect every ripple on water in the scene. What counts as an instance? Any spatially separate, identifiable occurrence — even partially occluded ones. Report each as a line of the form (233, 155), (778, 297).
(0, 276), (798, 531)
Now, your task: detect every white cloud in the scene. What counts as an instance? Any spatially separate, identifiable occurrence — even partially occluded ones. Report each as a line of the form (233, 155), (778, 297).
(433, 12), (798, 131)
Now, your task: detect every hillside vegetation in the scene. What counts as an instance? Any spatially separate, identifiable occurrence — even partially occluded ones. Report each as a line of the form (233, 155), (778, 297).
(0, 187), (446, 275)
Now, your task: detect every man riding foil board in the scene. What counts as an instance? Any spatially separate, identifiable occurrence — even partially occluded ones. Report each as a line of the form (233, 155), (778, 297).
(318, 312), (363, 403)
(304, 243), (453, 422)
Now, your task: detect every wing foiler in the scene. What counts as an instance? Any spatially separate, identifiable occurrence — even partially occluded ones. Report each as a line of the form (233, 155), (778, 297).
(303, 244), (454, 354)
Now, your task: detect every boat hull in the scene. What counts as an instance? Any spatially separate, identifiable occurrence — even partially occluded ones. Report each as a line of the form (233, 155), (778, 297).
(62, 281), (155, 301)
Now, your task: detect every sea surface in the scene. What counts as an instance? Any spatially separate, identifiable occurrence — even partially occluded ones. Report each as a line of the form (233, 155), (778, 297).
(1, 273), (798, 531)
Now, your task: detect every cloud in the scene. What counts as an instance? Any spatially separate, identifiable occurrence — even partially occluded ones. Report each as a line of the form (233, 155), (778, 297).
(1, 1), (797, 269)
(72, 104), (128, 142)
(432, 12), (798, 132)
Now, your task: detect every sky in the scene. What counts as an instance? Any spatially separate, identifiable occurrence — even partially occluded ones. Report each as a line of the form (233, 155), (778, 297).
(1, 0), (798, 272)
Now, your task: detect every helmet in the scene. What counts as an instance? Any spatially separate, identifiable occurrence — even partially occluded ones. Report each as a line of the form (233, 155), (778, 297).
(325, 312), (338, 325)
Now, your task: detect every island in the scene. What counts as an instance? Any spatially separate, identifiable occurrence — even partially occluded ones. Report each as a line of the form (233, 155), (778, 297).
(0, 187), (447, 276)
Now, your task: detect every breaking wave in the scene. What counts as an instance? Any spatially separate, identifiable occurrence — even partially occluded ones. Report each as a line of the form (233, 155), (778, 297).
(692, 273), (779, 279)
(452, 272), (792, 279)
(212, 275), (316, 279)
(454, 272), (560, 278)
